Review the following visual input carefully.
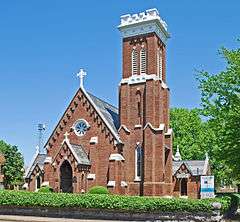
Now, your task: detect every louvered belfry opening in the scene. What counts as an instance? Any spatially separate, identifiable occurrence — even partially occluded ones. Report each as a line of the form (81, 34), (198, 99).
(131, 49), (138, 75)
(140, 48), (146, 74)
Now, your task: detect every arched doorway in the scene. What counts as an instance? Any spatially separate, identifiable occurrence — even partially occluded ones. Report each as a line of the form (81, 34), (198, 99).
(180, 178), (188, 196)
(60, 160), (73, 193)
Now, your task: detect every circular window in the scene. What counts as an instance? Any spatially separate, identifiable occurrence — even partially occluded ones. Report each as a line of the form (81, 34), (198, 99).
(73, 119), (90, 136)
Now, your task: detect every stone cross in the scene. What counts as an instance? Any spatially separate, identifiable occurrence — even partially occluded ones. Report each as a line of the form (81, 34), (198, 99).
(64, 131), (70, 141)
(77, 69), (87, 88)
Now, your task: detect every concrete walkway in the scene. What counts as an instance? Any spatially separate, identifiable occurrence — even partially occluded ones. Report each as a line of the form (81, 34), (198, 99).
(0, 215), (127, 222)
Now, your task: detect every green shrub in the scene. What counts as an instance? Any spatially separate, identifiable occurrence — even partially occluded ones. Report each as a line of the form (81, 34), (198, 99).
(38, 186), (53, 193)
(88, 186), (109, 194)
(0, 190), (231, 214)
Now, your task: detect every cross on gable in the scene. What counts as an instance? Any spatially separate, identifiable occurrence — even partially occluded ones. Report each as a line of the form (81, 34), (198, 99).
(64, 131), (70, 140)
(77, 69), (87, 88)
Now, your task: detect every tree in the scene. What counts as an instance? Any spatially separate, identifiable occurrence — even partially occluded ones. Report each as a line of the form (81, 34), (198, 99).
(0, 140), (24, 188)
(197, 44), (240, 185)
(170, 108), (214, 160)
(170, 108), (227, 185)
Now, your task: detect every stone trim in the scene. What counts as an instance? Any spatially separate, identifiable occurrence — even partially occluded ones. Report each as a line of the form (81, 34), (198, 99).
(143, 122), (165, 131)
(44, 157), (52, 164)
(109, 154), (125, 161)
(134, 124), (142, 129)
(121, 181), (128, 187)
(41, 181), (49, 187)
(119, 74), (169, 90)
(87, 174), (96, 180)
(107, 181), (115, 187)
(89, 137), (98, 144)
(165, 128), (173, 136)
(118, 125), (130, 133)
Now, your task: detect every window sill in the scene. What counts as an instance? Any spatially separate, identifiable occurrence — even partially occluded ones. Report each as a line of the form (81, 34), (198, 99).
(134, 177), (141, 182)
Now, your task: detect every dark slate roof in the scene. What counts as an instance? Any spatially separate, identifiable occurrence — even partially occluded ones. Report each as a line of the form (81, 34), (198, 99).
(88, 93), (120, 134)
(173, 160), (206, 176)
(70, 143), (91, 166)
(25, 153), (47, 179)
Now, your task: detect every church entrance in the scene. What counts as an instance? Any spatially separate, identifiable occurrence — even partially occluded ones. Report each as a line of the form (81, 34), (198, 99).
(60, 160), (73, 193)
(180, 178), (188, 196)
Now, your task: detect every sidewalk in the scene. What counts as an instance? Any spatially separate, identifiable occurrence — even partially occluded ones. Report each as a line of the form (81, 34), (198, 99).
(0, 215), (126, 222)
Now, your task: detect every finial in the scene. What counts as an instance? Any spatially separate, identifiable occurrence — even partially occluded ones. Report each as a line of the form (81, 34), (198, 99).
(205, 152), (209, 161)
(174, 145), (182, 161)
(77, 68), (87, 88)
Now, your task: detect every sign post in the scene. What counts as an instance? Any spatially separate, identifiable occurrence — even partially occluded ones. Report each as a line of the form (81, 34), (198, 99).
(200, 176), (215, 199)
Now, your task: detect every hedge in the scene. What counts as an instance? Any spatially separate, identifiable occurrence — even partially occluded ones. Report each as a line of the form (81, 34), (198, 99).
(0, 190), (231, 213)
(37, 186), (53, 193)
(88, 186), (109, 195)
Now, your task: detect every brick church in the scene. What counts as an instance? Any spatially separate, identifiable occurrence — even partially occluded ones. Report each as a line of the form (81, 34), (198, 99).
(24, 9), (210, 198)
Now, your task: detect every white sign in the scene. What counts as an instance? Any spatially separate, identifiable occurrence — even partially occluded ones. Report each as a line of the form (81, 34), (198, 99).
(200, 176), (215, 199)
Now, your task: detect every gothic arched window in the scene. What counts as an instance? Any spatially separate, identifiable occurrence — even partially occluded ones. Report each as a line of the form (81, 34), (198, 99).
(157, 48), (163, 80)
(132, 49), (138, 75)
(136, 91), (141, 124)
(140, 48), (146, 74)
(135, 145), (142, 181)
(36, 176), (41, 190)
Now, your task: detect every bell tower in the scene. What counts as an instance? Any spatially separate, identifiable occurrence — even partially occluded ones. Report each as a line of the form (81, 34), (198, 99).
(118, 9), (173, 196)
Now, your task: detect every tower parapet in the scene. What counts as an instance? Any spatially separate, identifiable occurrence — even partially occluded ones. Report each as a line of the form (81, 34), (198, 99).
(118, 8), (170, 45)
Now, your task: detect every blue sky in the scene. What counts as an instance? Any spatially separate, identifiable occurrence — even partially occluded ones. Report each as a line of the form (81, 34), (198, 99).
(0, 1), (239, 165)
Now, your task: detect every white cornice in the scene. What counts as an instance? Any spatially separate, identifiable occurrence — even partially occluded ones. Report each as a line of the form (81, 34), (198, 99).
(118, 9), (170, 45)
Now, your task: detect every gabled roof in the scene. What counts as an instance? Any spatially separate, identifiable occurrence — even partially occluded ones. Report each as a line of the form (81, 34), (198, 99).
(69, 143), (91, 166)
(25, 153), (47, 179)
(44, 87), (121, 149)
(173, 160), (206, 176)
(82, 87), (121, 144)
(88, 92), (119, 135)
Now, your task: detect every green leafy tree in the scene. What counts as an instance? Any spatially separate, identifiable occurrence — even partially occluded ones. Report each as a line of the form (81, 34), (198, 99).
(169, 108), (227, 185)
(170, 108), (213, 160)
(197, 43), (240, 186)
(0, 140), (24, 188)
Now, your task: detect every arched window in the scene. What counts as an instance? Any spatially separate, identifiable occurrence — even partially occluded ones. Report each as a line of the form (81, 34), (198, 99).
(135, 145), (142, 181)
(157, 48), (163, 80)
(36, 176), (41, 190)
(132, 49), (138, 75)
(136, 91), (141, 124)
(140, 48), (146, 74)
